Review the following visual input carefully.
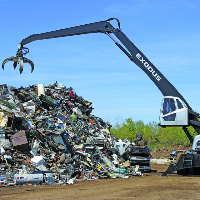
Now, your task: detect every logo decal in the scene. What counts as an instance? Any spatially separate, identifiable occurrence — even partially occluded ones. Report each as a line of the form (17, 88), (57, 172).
(136, 53), (161, 81)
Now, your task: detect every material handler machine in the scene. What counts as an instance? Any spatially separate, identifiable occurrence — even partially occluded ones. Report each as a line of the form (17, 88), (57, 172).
(2, 18), (200, 175)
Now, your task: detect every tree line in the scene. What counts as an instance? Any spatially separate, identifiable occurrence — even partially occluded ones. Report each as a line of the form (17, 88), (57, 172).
(110, 118), (197, 148)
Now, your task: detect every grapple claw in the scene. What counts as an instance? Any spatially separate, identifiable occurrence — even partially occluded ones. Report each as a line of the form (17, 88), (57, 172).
(18, 57), (23, 74)
(2, 45), (34, 73)
(23, 57), (34, 73)
(13, 61), (17, 69)
(2, 56), (15, 70)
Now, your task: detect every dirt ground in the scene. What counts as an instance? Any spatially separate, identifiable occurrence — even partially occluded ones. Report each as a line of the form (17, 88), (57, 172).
(1, 146), (198, 200)
(1, 163), (200, 200)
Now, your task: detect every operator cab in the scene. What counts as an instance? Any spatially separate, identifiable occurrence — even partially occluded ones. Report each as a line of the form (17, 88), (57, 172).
(159, 96), (188, 126)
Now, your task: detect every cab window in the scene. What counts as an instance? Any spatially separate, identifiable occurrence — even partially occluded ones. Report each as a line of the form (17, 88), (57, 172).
(176, 99), (183, 109)
(163, 98), (176, 115)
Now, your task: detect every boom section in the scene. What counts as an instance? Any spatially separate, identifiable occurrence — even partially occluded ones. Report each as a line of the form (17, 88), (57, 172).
(20, 19), (189, 107)
(112, 29), (189, 105)
(20, 20), (115, 45)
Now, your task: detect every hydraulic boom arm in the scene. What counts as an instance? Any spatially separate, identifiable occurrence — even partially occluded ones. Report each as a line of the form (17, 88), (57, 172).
(2, 18), (200, 142)
(2, 18), (187, 102)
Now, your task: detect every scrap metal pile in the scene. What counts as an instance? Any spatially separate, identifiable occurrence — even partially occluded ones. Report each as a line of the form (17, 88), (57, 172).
(0, 82), (150, 185)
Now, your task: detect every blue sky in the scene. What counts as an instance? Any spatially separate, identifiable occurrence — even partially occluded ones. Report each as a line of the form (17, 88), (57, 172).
(1, 0), (200, 126)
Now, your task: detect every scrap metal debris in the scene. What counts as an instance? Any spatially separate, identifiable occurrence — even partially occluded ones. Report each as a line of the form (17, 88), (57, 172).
(0, 82), (150, 185)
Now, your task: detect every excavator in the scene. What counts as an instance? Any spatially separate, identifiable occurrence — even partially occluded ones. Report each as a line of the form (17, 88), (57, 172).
(2, 18), (200, 175)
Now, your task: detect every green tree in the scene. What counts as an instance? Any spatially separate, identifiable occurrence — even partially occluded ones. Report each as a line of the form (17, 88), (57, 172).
(111, 117), (196, 148)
